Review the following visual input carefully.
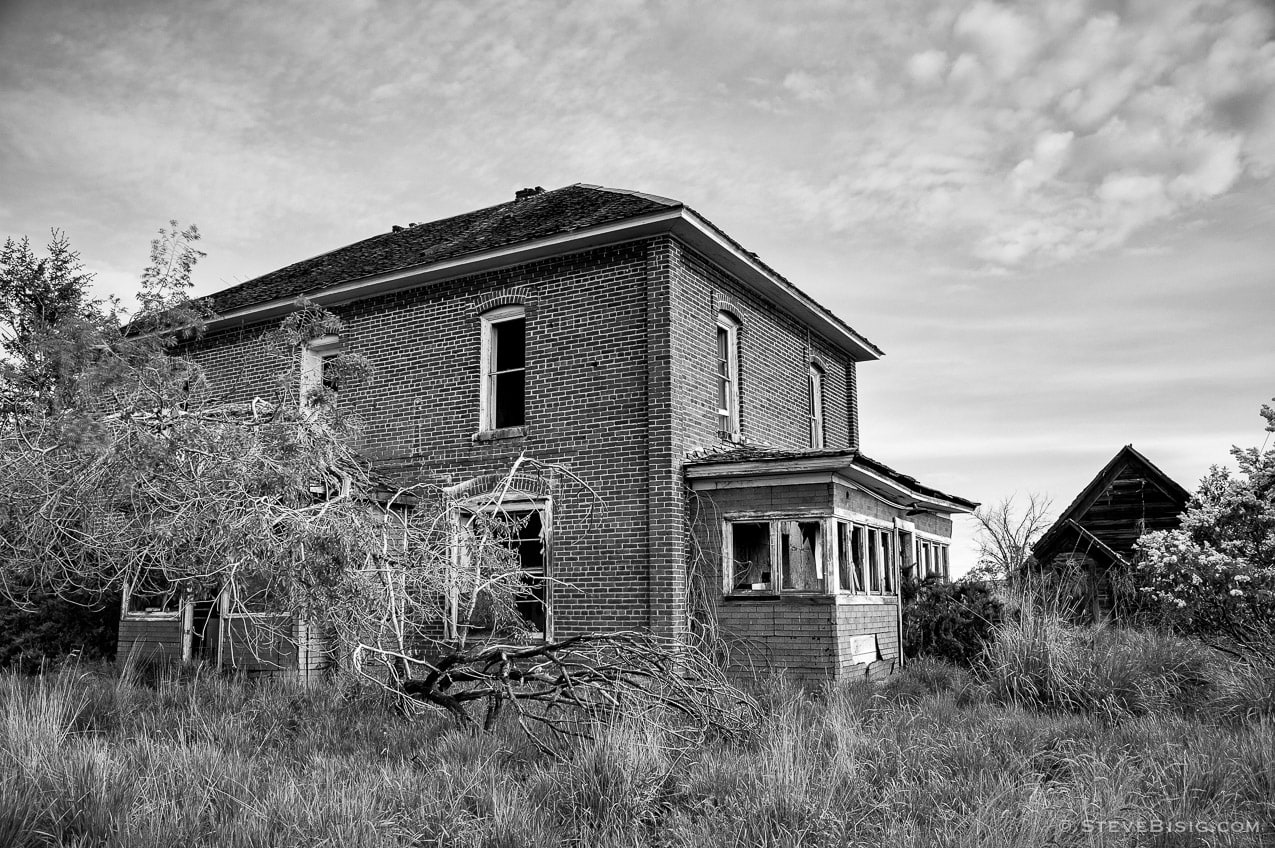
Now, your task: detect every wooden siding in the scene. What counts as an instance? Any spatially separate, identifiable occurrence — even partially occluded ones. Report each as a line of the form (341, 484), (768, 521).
(117, 618), (182, 664)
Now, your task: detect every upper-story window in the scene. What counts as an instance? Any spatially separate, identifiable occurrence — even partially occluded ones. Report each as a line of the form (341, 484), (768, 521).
(300, 334), (341, 412)
(715, 312), (740, 439)
(480, 305), (526, 431)
(808, 363), (825, 448)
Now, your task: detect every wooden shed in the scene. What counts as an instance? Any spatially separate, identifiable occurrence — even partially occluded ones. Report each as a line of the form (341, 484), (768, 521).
(1032, 445), (1190, 622)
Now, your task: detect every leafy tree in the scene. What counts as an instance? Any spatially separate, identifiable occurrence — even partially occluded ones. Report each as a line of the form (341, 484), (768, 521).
(1135, 399), (1275, 658)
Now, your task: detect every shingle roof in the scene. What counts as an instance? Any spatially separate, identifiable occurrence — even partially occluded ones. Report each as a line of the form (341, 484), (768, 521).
(205, 184), (679, 314)
(684, 444), (977, 510)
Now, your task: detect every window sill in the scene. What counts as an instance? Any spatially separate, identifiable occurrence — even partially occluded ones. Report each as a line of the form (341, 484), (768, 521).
(121, 611), (182, 621)
(473, 426), (527, 443)
(723, 593), (836, 605)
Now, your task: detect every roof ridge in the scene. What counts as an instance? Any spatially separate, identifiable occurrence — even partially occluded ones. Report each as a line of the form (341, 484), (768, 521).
(574, 183), (682, 208)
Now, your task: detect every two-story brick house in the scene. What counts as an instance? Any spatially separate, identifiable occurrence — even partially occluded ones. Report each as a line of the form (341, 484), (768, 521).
(117, 184), (975, 681)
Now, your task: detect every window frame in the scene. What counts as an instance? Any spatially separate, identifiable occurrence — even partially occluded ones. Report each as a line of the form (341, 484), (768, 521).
(300, 334), (341, 413)
(479, 304), (527, 433)
(914, 535), (951, 581)
(121, 577), (183, 621)
(723, 516), (825, 596)
(808, 363), (825, 449)
(715, 312), (740, 440)
(453, 497), (552, 641)
(831, 517), (902, 597)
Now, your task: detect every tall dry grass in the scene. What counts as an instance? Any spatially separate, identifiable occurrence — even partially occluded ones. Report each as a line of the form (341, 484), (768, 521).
(2, 623), (1273, 846)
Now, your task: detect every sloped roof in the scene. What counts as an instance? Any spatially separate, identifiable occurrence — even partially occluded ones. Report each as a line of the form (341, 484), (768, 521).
(684, 444), (977, 511)
(1032, 444), (1191, 563)
(206, 185), (678, 314)
(197, 183), (883, 360)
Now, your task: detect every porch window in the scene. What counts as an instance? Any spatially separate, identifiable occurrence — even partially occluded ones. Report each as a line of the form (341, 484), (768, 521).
(480, 305), (526, 431)
(916, 538), (950, 580)
(726, 518), (823, 594)
(837, 522), (862, 592)
(728, 522), (771, 592)
(833, 519), (899, 596)
(779, 520), (823, 591)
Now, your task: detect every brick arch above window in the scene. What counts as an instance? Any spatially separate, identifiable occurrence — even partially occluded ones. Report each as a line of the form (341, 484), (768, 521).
(714, 298), (744, 326)
(473, 286), (535, 316)
(448, 471), (554, 502)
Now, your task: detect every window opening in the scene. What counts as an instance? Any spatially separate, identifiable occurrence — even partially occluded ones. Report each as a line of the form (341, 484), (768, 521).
(715, 313), (740, 437)
(481, 306), (526, 430)
(808, 364), (824, 448)
(729, 522), (771, 591)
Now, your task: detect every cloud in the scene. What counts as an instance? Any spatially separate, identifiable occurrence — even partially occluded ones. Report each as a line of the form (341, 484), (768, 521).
(0, 0), (1271, 278)
(782, 0), (1275, 268)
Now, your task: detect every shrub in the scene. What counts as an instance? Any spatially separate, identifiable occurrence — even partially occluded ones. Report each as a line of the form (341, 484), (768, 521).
(0, 592), (119, 672)
(902, 577), (1003, 666)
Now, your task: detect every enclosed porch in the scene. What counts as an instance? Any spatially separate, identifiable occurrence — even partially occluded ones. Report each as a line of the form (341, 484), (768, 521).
(684, 447), (977, 682)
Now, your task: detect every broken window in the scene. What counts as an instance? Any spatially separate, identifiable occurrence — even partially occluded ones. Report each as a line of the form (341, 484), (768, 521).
(124, 570), (181, 616)
(837, 521), (862, 592)
(868, 527), (882, 593)
(882, 531), (895, 593)
(715, 312), (740, 438)
(832, 520), (902, 596)
(779, 521), (822, 591)
(808, 363), (824, 449)
(455, 505), (550, 638)
(510, 510), (547, 636)
(481, 305), (526, 430)
(729, 522), (771, 592)
(914, 538), (950, 580)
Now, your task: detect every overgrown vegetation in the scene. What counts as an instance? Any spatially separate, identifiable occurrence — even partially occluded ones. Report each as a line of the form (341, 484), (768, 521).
(0, 228), (757, 744)
(3, 631), (1271, 848)
(901, 577), (1004, 666)
(1133, 399), (1275, 660)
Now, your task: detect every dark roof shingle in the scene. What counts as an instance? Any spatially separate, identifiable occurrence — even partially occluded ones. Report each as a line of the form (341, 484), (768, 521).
(205, 184), (679, 314)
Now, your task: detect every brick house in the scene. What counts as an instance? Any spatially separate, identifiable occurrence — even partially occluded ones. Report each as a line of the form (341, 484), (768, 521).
(118, 184), (976, 681)
(1032, 445), (1188, 623)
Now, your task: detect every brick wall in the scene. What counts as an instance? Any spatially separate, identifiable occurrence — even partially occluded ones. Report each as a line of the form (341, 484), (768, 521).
(834, 601), (900, 682)
(665, 239), (858, 455)
(186, 242), (658, 640)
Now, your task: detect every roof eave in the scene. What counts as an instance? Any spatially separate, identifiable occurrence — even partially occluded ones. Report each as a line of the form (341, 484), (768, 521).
(202, 208), (883, 362)
(685, 455), (975, 515)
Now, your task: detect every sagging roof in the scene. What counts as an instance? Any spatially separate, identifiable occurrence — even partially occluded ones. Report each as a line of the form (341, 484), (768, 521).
(683, 444), (978, 514)
(199, 183), (883, 361)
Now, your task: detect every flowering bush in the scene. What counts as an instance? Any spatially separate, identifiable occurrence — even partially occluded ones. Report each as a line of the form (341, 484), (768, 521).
(1135, 400), (1275, 656)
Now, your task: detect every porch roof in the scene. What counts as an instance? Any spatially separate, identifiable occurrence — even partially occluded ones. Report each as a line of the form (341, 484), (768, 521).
(683, 445), (978, 515)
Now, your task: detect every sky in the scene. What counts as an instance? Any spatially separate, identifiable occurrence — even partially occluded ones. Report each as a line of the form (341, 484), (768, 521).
(2, 0), (1273, 573)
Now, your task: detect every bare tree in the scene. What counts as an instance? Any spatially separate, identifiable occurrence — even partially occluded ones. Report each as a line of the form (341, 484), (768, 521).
(968, 493), (1053, 581)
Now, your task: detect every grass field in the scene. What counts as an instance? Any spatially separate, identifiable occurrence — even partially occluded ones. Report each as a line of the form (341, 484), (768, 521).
(2, 615), (1273, 847)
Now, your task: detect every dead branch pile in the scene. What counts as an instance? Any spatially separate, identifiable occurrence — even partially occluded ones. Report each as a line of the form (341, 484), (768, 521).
(368, 631), (760, 750)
